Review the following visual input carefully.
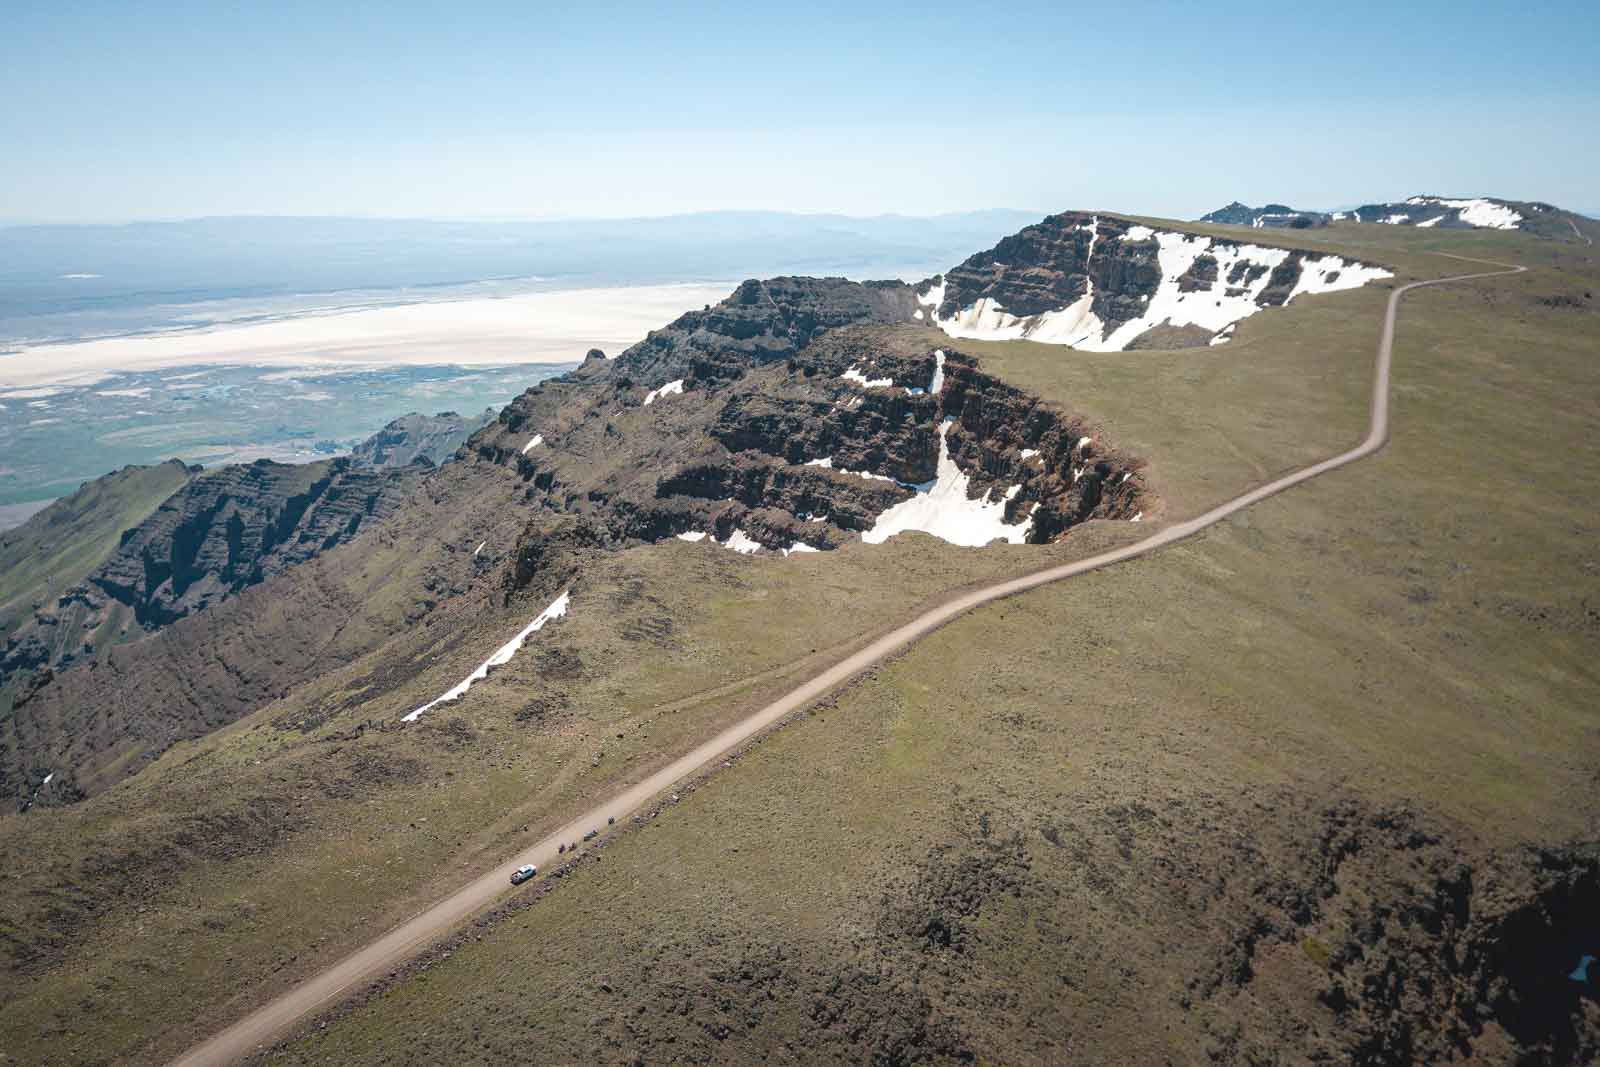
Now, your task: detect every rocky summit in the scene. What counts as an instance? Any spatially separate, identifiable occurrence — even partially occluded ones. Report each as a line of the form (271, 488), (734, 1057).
(1200, 201), (1331, 229)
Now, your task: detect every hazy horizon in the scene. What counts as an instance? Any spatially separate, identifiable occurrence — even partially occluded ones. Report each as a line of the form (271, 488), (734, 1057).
(5, 2), (1595, 224)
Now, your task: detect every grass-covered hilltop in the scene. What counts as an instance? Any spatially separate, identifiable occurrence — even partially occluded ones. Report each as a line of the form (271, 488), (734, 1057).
(1, 206), (1596, 1065)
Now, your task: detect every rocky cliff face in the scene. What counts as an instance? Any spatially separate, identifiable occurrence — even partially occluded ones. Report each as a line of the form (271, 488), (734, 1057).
(597, 276), (918, 383)
(0, 458), (422, 687)
(0, 409), (499, 696)
(482, 319), (1140, 576)
(922, 211), (1392, 351)
(94, 457), (420, 626)
(4, 269), (1146, 807)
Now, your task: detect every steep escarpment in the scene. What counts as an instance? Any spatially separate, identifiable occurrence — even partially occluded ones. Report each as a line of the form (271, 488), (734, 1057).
(0, 449), (528, 808)
(921, 211), (1392, 350)
(0, 458), (421, 686)
(0, 459), (196, 644)
(4, 268), (1146, 808)
(596, 275), (918, 383)
(477, 310), (1141, 575)
(0, 409), (490, 699)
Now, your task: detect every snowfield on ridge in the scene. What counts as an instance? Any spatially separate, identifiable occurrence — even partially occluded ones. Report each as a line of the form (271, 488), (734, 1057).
(925, 216), (1392, 350)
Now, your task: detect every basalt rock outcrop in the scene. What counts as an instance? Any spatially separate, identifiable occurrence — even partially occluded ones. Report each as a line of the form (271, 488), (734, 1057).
(0, 458), (422, 685)
(923, 211), (1392, 350)
(585, 275), (918, 384)
(0, 409), (493, 697)
(4, 266), (1146, 807)
(477, 290), (1142, 584)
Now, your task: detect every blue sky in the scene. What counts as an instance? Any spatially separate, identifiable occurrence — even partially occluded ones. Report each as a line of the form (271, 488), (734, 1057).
(3, 0), (1595, 222)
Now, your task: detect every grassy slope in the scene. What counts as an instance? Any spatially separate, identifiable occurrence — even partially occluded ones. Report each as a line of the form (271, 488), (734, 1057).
(268, 224), (1598, 1062)
(0, 460), (192, 642)
(1, 221), (1595, 1063)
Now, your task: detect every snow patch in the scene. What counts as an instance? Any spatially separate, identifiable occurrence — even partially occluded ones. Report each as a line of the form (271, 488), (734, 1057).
(805, 457), (834, 469)
(1406, 196), (1522, 229)
(1416, 214), (1447, 228)
(402, 590), (571, 722)
(1020, 448), (1039, 460)
(521, 434), (544, 454)
(841, 365), (894, 389)
(41, 772), (53, 786)
(473, 541), (486, 557)
(720, 529), (762, 555)
(1077, 436), (1093, 449)
(676, 530), (708, 542)
(933, 223), (1387, 354)
(782, 542), (820, 557)
(929, 349), (946, 395)
(643, 378), (685, 405)
(862, 419), (1034, 547)
(1285, 255), (1393, 302)
(1131, 511), (1143, 522)
(841, 467), (900, 484)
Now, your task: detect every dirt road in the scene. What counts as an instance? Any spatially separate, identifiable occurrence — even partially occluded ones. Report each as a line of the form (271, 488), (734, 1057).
(171, 256), (1525, 1066)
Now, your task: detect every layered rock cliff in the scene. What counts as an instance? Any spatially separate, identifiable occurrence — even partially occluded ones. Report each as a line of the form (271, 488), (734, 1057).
(4, 270), (1146, 807)
(483, 316), (1140, 576)
(0, 406), (495, 700)
(0, 458), (423, 684)
(920, 211), (1392, 350)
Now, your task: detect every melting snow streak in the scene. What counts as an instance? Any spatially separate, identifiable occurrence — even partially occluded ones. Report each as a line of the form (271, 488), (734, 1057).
(644, 379), (685, 405)
(402, 590), (571, 722)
